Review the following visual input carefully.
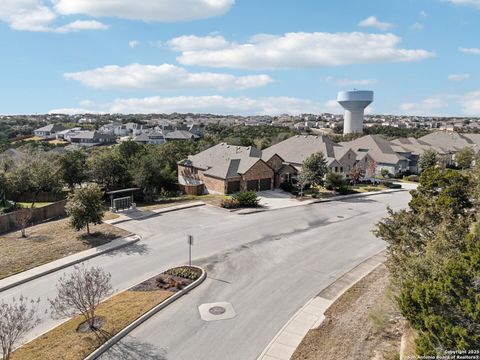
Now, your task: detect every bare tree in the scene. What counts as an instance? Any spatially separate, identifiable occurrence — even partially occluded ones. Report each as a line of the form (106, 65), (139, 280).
(14, 208), (33, 238)
(296, 171), (310, 199)
(0, 296), (40, 360)
(349, 164), (364, 186)
(366, 160), (377, 184)
(49, 265), (113, 331)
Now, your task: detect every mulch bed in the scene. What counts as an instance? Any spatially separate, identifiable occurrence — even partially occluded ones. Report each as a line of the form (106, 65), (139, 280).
(130, 266), (201, 292)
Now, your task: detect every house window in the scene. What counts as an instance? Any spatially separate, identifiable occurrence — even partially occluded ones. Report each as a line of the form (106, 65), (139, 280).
(334, 166), (338, 172)
(347, 154), (351, 160)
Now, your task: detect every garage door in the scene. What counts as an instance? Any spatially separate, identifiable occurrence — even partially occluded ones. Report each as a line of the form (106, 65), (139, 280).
(227, 181), (240, 194)
(246, 180), (258, 191)
(259, 178), (272, 191)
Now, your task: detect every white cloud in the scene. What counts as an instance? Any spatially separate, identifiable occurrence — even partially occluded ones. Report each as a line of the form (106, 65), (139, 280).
(420, 10), (428, 18)
(443, 0), (480, 8)
(52, 0), (235, 22)
(460, 47), (480, 54)
(410, 22), (425, 31)
(324, 77), (377, 87)
(358, 16), (394, 31)
(400, 97), (449, 115)
(128, 40), (140, 48)
(168, 35), (230, 51)
(64, 63), (273, 91)
(448, 73), (471, 81)
(54, 20), (109, 33)
(170, 32), (434, 70)
(460, 90), (480, 115)
(49, 96), (344, 115)
(0, 0), (108, 32)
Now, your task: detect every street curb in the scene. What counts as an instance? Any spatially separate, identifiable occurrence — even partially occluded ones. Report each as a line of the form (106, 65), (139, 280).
(311, 188), (407, 204)
(0, 234), (141, 293)
(105, 202), (206, 225)
(238, 189), (407, 216)
(84, 266), (207, 360)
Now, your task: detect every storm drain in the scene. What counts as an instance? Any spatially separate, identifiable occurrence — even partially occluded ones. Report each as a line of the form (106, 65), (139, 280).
(199, 302), (236, 322)
(209, 306), (226, 315)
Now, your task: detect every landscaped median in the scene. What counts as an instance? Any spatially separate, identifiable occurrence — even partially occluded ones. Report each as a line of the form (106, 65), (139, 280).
(11, 266), (206, 360)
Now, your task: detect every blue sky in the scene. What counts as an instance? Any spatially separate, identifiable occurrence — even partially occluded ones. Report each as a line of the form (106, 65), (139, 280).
(0, 0), (479, 116)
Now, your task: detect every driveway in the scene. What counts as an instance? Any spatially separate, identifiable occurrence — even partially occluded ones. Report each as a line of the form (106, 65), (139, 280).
(257, 189), (307, 210)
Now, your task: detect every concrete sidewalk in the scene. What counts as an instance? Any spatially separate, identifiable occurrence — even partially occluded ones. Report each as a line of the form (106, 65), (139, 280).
(104, 201), (205, 225)
(257, 251), (386, 360)
(0, 234), (140, 293)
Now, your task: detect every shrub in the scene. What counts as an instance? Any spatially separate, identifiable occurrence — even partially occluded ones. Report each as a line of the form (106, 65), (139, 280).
(324, 172), (349, 194)
(406, 175), (419, 182)
(220, 197), (239, 209)
(165, 267), (201, 281)
(232, 190), (259, 207)
(279, 181), (293, 192)
(383, 182), (402, 189)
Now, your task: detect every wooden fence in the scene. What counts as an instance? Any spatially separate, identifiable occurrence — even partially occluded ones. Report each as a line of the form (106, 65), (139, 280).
(0, 199), (67, 234)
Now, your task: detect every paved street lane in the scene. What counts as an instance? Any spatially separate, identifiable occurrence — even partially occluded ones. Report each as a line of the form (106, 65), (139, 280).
(0, 191), (409, 354)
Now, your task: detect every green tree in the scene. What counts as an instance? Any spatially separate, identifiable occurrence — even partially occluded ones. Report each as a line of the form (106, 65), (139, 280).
(131, 150), (176, 202)
(58, 150), (87, 190)
(455, 147), (475, 169)
(117, 140), (145, 160)
(324, 172), (349, 194)
(66, 184), (105, 235)
(374, 167), (479, 355)
(380, 168), (389, 178)
(302, 152), (329, 186)
(87, 149), (130, 191)
(418, 149), (437, 172)
(0, 171), (7, 207)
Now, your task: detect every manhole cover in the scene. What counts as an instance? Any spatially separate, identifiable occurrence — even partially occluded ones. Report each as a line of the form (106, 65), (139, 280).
(209, 306), (226, 315)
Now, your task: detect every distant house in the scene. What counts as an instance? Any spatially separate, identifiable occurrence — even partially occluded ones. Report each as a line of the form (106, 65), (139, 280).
(99, 122), (144, 136)
(69, 131), (116, 147)
(132, 132), (166, 145)
(33, 124), (66, 139)
(165, 130), (199, 142)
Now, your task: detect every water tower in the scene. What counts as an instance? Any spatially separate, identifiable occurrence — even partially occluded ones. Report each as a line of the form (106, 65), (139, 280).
(337, 90), (374, 134)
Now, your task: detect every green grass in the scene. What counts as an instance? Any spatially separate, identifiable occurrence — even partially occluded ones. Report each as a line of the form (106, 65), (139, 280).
(17, 202), (53, 208)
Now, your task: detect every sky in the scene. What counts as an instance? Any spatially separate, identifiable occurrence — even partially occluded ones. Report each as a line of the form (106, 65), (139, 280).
(0, 0), (479, 116)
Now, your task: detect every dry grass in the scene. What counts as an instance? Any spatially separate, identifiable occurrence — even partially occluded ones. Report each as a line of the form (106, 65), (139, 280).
(0, 218), (129, 279)
(292, 265), (405, 360)
(11, 290), (174, 360)
(401, 325), (418, 359)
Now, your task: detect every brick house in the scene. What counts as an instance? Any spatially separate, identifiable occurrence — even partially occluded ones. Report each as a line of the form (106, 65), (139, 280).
(178, 143), (280, 194)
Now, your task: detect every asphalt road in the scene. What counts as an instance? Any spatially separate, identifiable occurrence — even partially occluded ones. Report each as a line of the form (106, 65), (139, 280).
(1, 191), (410, 358)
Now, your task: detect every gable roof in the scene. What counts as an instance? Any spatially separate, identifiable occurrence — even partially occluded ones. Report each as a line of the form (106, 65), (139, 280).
(181, 143), (264, 180)
(165, 130), (199, 140)
(419, 131), (479, 152)
(390, 137), (448, 156)
(261, 135), (346, 165)
(341, 135), (407, 165)
(34, 124), (65, 133)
